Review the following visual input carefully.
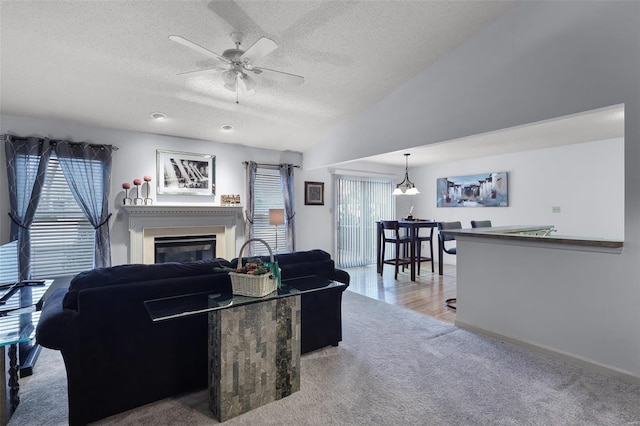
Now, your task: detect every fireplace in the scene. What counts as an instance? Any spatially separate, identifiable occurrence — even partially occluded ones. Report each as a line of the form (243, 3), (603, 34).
(123, 205), (242, 264)
(154, 235), (216, 263)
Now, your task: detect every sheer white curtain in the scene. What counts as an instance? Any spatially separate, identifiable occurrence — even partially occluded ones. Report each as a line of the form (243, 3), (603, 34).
(334, 175), (394, 268)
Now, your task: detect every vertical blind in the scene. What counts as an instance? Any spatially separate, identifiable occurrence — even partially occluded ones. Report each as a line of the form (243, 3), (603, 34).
(251, 167), (286, 256)
(335, 174), (394, 268)
(30, 154), (95, 278)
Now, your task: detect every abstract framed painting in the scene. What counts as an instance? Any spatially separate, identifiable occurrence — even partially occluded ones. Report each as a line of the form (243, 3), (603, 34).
(437, 171), (508, 207)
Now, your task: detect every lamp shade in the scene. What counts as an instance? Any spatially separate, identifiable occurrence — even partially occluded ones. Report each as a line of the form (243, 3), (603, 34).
(269, 208), (285, 226)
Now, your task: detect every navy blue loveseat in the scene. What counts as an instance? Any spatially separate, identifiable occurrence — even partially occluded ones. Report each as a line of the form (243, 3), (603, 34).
(36, 249), (349, 425)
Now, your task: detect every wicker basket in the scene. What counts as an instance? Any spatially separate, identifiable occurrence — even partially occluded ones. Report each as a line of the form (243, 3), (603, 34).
(229, 238), (280, 297)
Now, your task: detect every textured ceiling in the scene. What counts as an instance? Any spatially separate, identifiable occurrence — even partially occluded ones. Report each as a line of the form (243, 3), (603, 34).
(0, 0), (517, 158)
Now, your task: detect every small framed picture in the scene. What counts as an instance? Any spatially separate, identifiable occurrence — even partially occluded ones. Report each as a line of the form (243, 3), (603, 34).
(156, 149), (215, 196)
(304, 181), (325, 205)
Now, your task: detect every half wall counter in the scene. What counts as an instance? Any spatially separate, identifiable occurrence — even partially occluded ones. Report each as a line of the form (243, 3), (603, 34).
(438, 225), (635, 384)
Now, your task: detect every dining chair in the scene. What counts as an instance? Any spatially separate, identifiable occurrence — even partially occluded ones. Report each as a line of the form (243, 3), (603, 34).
(415, 224), (435, 274)
(471, 220), (492, 228)
(380, 221), (412, 279)
(437, 221), (462, 309)
(437, 221), (461, 258)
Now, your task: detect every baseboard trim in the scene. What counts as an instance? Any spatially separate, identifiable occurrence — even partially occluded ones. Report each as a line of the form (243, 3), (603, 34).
(455, 319), (640, 386)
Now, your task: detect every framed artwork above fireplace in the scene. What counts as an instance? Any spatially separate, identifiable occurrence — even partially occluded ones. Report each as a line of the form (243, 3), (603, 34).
(156, 149), (215, 195)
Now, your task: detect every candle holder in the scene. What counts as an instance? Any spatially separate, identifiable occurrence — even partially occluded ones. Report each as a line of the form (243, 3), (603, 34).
(133, 178), (143, 205)
(143, 175), (153, 205)
(122, 182), (132, 205)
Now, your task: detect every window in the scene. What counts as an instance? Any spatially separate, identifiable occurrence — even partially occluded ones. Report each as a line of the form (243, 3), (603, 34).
(335, 175), (394, 268)
(251, 167), (287, 255)
(30, 154), (95, 278)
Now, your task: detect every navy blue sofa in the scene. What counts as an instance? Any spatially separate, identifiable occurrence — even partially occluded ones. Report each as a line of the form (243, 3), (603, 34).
(36, 249), (349, 425)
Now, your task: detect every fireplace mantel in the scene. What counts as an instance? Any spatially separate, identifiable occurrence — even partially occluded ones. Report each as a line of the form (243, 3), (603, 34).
(123, 205), (243, 263)
(122, 205), (243, 217)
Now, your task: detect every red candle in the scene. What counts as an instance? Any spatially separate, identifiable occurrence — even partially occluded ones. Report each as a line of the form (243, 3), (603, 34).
(122, 182), (131, 189)
(133, 178), (141, 186)
(143, 175), (152, 182)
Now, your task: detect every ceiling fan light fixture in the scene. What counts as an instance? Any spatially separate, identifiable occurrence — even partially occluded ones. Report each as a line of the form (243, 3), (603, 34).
(222, 69), (236, 85)
(405, 187), (420, 195)
(394, 153), (420, 195)
(242, 73), (257, 91)
(171, 32), (305, 100)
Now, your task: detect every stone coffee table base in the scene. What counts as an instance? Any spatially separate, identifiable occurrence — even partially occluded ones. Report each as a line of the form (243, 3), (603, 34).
(208, 295), (301, 422)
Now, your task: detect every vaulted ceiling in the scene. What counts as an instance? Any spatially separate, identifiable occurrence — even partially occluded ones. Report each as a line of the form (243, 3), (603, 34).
(1, 1), (517, 159)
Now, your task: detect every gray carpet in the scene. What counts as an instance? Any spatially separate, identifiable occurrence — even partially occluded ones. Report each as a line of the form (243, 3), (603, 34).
(10, 290), (640, 425)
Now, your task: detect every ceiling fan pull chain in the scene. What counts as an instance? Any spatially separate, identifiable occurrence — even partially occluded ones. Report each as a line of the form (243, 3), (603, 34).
(236, 77), (239, 104)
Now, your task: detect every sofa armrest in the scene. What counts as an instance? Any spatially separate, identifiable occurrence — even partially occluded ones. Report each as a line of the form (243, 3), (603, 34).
(36, 287), (79, 350)
(334, 268), (350, 286)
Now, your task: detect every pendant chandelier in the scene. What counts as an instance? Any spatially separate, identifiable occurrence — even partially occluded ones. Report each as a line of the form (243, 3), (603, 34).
(393, 153), (420, 195)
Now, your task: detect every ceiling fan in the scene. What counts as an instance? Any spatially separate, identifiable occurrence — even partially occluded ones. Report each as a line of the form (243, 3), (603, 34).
(169, 32), (304, 98)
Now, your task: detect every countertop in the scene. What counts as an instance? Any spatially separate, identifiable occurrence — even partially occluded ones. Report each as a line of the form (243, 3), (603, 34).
(440, 225), (624, 250)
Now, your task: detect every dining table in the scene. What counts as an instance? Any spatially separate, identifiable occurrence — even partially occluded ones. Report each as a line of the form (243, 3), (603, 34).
(376, 219), (438, 281)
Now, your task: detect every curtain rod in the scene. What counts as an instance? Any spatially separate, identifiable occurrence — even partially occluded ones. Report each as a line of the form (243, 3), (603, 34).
(242, 161), (300, 168)
(0, 133), (119, 151)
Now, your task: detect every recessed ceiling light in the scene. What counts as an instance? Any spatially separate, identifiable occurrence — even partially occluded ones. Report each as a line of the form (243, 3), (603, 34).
(221, 124), (234, 132)
(150, 112), (167, 120)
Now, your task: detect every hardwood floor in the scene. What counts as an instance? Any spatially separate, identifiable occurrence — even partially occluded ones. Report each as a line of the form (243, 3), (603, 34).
(343, 262), (457, 324)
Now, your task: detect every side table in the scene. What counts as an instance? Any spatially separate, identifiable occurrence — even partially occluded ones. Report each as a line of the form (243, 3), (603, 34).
(0, 312), (37, 425)
(0, 278), (56, 425)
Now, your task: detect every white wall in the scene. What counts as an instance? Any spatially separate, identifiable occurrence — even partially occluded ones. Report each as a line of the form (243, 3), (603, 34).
(0, 114), (303, 264)
(294, 160), (408, 257)
(305, 1), (640, 380)
(295, 135), (626, 264)
(403, 137), (625, 265)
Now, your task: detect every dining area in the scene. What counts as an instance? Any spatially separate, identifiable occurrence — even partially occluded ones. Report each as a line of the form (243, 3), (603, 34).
(376, 219), (436, 281)
(375, 219), (470, 281)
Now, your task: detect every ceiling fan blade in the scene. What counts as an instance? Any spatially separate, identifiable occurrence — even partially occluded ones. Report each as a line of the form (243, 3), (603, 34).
(252, 67), (304, 86)
(169, 35), (230, 65)
(239, 37), (277, 64)
(177, 67), (227, 77)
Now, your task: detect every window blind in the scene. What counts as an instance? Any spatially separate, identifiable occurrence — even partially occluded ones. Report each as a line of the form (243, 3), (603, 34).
(30, 154), (95, 278)
(335, 175), (394, 268)
(0, 241), (18, 284)
(251, 168), (286, 256)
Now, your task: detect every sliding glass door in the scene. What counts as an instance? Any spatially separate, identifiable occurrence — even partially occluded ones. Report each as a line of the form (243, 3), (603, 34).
(334, 175), (394, 268)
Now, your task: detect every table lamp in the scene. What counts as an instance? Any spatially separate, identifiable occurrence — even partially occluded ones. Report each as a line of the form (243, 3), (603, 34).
(269, 208), (285, 253)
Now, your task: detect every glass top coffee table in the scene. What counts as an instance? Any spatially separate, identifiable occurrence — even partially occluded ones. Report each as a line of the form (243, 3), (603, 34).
(145, 275), (346, 422)
(145, 275), (345, 321)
